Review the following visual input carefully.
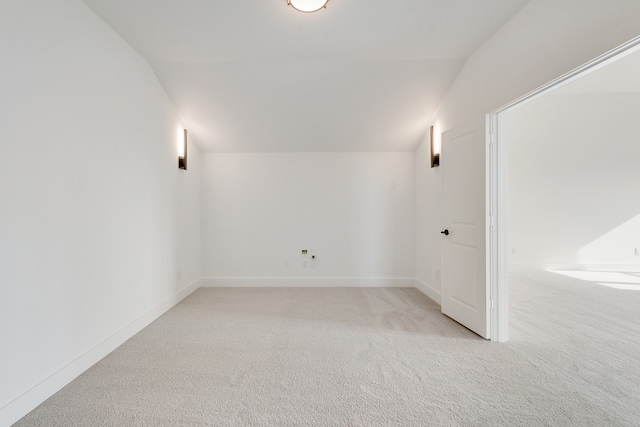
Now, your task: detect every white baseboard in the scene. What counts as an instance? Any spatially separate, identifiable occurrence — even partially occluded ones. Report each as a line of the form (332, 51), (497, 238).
(414, 278), (441, 305)
(201, 277), (415, 288)
(2, 275), (445, 425)
(0, 279), (201, 427)
(510, 263), (640, 272)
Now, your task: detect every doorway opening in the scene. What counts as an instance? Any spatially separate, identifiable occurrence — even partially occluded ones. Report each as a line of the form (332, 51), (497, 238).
(488, 35), (640, 342)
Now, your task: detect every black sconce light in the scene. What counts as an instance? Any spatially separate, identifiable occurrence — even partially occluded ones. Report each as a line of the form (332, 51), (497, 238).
(430, 125), (440, 168)
(179, 129), (187, 170)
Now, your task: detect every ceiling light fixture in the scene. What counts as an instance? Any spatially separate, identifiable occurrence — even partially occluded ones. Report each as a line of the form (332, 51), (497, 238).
(287, 0), (328, 13)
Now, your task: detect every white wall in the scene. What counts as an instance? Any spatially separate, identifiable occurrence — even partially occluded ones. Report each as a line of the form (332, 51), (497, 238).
(201, 153), (415, 287)
(415, 0), (640, 295)
(508, 93), (640, 266)
(414, 134), (442, 302)
(0, 1), (201, 424)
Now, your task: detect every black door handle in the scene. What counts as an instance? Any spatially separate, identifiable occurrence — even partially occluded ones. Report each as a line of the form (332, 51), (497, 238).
(441, 229), (449, 236)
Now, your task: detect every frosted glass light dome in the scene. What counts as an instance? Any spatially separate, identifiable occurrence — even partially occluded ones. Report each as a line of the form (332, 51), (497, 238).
(288, 0), (329, 13)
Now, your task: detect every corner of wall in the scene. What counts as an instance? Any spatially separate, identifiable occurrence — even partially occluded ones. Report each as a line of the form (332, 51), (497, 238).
(414, 278), (441, 305)
(0, 280), (200, 426)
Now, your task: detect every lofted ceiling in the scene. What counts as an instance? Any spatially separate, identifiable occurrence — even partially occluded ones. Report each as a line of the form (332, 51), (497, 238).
(555, 48), (640, 95)
(82, 0), (530, 152)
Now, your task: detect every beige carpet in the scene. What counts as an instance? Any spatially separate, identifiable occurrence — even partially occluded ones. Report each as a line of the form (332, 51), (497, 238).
(14, 275), (640, 426)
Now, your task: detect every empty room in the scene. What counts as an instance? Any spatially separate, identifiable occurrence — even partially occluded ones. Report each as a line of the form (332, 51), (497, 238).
(508, 47), (640, 337)
(1, 0), (640, 426)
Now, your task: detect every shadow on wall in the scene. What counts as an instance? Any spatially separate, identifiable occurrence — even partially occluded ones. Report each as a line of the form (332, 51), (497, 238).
(579, 214), (640, 263)
(508, 92), (640, 265)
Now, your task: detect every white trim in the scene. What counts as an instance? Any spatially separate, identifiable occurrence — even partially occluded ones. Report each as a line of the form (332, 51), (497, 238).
(510, 263), (640, 272)
(488, 35), (640, 343)
(486, 113), (498, 342)
(492, 36), (640, 115)
(201, 277), (415, 288)
(0, 279), (201, 427)
(414, 279), (442, 305)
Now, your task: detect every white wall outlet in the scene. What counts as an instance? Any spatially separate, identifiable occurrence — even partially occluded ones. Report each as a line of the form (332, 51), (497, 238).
(635, 248), (640, 256)
(512, 248), (517, 255)
(435, 269), (441, 280)
(302, 260), (309, 268)
(206, 182), (213, 192)
(177, 269), (182, 280)
(390, 181), (396, 190)
(284, 259), (291, 268)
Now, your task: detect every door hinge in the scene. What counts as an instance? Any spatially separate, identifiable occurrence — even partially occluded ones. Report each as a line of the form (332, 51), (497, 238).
(490, 299), (496, 310)
(488, 215), (495, 228)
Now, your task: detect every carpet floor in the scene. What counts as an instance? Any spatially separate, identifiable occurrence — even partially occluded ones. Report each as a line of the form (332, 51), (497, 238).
(14, 272), (640, 426)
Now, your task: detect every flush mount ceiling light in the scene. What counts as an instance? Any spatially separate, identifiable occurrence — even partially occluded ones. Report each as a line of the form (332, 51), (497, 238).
(287, 0), (329, 13)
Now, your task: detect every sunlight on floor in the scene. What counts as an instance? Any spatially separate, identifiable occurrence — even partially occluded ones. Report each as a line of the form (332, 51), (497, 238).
(550, 270), (640, 290)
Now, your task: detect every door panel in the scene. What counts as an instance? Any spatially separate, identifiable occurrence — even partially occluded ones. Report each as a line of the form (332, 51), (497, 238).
(441, 115), (489, 339)
(450, 243), (476, 308)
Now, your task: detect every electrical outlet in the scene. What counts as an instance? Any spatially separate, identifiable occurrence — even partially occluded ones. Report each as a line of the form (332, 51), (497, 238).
(635, 248), (640, 256)
(284, 259), (291, 268)
(435, 269), (441, 280)
(512, 248), (517, 255)
(177, 269), (182, 280)
(302, 260), (309, 268)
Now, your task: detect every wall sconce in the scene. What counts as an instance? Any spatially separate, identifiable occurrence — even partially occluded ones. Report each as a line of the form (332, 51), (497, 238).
(179, 129), (187, 170)
(287, 0), (329, 13)
(430, 126), (440, 168)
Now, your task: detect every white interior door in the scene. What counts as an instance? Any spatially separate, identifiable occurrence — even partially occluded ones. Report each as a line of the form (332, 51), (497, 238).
(441, 115), (490, 339)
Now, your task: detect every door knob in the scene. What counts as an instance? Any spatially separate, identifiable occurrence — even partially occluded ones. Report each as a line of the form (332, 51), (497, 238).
(441, 229), (449, 236)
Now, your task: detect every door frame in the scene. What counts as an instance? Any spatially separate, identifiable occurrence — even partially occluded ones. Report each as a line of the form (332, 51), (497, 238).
(488, 35), (640, 342)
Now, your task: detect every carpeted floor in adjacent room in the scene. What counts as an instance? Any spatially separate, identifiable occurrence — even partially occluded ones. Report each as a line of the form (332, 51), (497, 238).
(15, 271), (640, 426)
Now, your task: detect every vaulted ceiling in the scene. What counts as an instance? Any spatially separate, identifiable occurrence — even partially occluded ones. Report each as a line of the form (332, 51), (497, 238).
(82, 0), (530, 152)
(555, 48), (640, 95)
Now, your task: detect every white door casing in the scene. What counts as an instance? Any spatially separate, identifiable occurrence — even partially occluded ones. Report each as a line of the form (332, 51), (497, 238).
(441, 115), (490, 339)
(487, 36), (640, 343)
